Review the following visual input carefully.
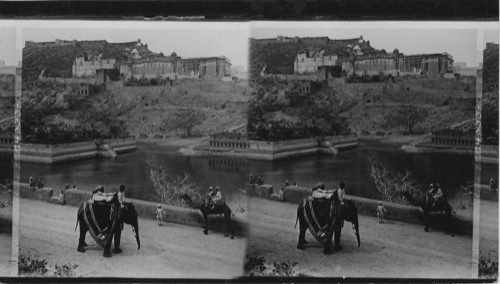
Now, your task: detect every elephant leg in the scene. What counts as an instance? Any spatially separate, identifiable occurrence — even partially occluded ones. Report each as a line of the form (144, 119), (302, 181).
(203, 213), (208, 235)
(297, 216), (307, 250)
(334, 227), (343, 251)
(103, 235), (113, 258)
(113, 223), (123, 253)
(323, 228), (334, 255)
(77, 220), (87, 253)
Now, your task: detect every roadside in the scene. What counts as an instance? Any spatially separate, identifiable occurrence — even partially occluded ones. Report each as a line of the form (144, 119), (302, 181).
(19, 198), (245, 278)
(246, 197), (476, 278)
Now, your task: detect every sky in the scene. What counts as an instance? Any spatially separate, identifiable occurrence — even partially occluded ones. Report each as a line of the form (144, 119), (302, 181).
(0, 27), (19, 66)
(0, 21), (498, 68)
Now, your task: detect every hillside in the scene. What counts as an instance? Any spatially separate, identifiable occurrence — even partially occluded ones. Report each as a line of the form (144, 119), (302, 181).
(21, 79), (250, 142)
(249, 76), (477, 138)
(111, 80), (250, 138)
(22, 40), (156, 78)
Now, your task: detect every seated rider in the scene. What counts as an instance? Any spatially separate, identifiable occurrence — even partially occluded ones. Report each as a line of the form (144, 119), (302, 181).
(337, 181), (346, 205)
(426, 183), (434, 205)
(206, 186), (214, 208)
(212, 186), (223, 209)
(432, 184), (444, 206)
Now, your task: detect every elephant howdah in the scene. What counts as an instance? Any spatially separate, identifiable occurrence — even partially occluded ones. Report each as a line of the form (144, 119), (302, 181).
(296, 195), (360, 255)
(302, 199), (335, 245)
(82, 201), (118, 248)
(76, 195), (140, 258)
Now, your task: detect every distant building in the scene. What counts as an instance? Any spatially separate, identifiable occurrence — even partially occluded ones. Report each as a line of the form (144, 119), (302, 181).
(482, 42), (499, 92)
(293, 41), (454, 78)
(73, 56), (118, 78)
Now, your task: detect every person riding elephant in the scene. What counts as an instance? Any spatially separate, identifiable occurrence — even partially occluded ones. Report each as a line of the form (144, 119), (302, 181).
(75, 193), (140, 257)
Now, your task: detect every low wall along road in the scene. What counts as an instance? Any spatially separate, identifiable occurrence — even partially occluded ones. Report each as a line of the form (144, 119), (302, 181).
(18, 183), (247, 236)
(246, 184), (473, 235)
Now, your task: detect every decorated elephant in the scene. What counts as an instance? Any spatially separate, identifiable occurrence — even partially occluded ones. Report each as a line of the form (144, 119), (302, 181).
(295, 197), (360, 255)
(75, 195), (140, 257)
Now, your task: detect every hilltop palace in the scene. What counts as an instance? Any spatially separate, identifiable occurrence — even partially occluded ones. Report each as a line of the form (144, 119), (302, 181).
(254, 36), (455, 79)
(25, 39), (232, 80)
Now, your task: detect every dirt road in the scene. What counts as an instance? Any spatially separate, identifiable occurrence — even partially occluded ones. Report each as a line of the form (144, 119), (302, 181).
(246, 197), (476, 278)
(18, 198), (245, 278)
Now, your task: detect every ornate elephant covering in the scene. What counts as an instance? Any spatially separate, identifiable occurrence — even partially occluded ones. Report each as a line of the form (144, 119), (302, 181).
(82, 201), (118, 248)
(302, 199), (335, 245)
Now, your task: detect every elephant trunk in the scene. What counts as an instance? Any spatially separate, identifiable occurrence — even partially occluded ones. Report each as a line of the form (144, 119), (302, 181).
(133, 223), (140, 250)
(353, 219), (360, 247)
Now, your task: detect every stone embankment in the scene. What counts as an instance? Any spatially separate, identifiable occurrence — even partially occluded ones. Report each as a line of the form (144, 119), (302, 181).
(195, 135), (358, 160)
(18, 183), (247, 236)
(245, 184), (473, 235)
(19, 137), (136, 164)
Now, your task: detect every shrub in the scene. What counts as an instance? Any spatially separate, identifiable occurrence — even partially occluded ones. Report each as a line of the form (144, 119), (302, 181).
(244, 256), (309, 277)
(479, 254), (498, 278)
(53, 263), (78, 277)
(18, 256), (48, 276)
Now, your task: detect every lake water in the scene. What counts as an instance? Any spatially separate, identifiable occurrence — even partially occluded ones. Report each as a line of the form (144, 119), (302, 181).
(18, 140), (498, 211)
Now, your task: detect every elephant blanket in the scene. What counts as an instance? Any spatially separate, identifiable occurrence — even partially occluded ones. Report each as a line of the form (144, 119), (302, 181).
(82, 201), (118, 248)
(302, 199), (335, 245)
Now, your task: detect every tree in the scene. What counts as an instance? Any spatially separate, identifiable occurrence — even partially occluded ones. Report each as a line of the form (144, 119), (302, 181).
(367, 157), (423, 204)
(171, 108), (205, 137)
(146, 161), (201, 207)
(385, 106), (427, 134)
(482, 98), (499, 145)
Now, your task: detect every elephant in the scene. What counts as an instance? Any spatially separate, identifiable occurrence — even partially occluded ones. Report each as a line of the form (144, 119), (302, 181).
(75, 198), (140, 258)
(296, 197), (360, 255)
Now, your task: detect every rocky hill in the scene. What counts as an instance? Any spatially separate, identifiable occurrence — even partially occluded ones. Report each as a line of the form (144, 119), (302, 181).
(22, 40), (157, 79)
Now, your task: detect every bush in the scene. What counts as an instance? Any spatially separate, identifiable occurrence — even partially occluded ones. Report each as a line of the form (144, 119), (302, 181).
(53, 263), (78, 277)
(479, 254), (498, 278)
(18, 256), (48, 276)
(244, 256), (309, 277)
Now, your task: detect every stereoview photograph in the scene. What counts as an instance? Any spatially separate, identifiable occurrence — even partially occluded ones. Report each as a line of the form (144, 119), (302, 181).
(242, 23), (498, 279)
(17, 21), (249, 278)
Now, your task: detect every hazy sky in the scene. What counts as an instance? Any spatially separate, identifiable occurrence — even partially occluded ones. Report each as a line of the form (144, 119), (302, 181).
(0, 27), (18, 66)
(0, 21), (498, 68)
(252, 22), (499, 67)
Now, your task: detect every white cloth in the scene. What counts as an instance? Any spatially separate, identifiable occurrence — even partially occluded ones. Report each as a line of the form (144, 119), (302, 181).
(338, 188), (345, 204)
(312, 189), (334, 199)
(117, 191), (125, 205)
(213, 191), (222, 201)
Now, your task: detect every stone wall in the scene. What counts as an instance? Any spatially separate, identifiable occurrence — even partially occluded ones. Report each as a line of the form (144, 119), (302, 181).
(267, 185), (472, 234)
(18, 183), (247, 236)
(19, 138), (136, 163)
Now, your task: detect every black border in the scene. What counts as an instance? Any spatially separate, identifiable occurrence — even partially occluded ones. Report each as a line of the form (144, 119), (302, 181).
(0, 0), (498, 20)
(2, 0), (499, 282)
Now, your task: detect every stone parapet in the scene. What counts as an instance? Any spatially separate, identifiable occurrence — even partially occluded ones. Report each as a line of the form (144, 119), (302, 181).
(18, 183), (247, 236)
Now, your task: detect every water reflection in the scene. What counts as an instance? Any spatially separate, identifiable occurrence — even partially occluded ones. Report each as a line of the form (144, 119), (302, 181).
(18, 140), (496, 211)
